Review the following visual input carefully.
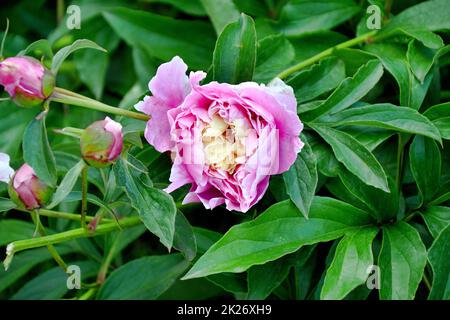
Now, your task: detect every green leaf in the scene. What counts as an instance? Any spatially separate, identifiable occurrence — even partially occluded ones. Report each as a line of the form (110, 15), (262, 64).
(62, 192), (117, 219)
(74, 21), (120, 99)
(113, 155), (177, 250)
(283, 135), (318, 218)
(421, 206), (450, 238)
(0, 220), (36, 246)
(247, 257), (292, 300)
(213, 13), (257, 84)
(288, 57), (345, 104)
(0, 197), (16, 212)
(143, 0), (206, 16)
(97, 254), (189, 299)
(47, 160), (85, 209)
(199, 0), (240, 34)
(409, 136), (441, 205)
(103, 8), (216, 70)
(428, 225), (450, 300)
(407, 40), (437, 83)
(303, 60), (384, 121)
(51, 39), (106, 74)
(337, 169), (399, 223)
(0, 246), (75, 292)
(310, 124), (389, 192)
(381, 0), (450, 48)
(365, 43), (432, 110)
(11, 261), (98, 300)
(254, 35), (295, 83)
(183, 197), (373, 279)
(321, 227), (378, 300)
(23, 114), (57, 187)
(424, 102), (450, 140)
(318, 104), (442, 142)
(173, 211), (197, 261)
(274, 0), (361, 37)
(17, 39), (53, 60)
(379, 222), (427, 300)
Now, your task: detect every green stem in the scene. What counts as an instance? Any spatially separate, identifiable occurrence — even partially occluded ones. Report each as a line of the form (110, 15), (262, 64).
(5, 216), (141, 259)
(57, 0), (65, 23)
(97, 236), (121, 284)
(423, 272), (432, 291)
(51, 87), (150, 121)
(31, 210), (68, 271)
(276, 31), (378, 80)
(81, 165), (89, 229)
(78, 288), (97, 300)
(18, 208), (112, 223)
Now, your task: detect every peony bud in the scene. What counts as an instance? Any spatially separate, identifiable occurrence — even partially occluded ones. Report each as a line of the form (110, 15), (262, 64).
(80, 117), (123, 168)
(0, 56), (55, 108)
(8, 164), (54, 210)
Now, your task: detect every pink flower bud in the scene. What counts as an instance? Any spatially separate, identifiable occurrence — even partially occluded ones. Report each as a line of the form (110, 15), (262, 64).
(8, 164), (54, 210)
(0, 56), (55, 108)
(80, 117), (123, 168)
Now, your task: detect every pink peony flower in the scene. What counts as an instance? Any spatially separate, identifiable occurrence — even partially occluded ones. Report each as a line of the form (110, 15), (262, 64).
(135, 56), (304, 212)
(8, 164), (54, 210)
(0, 56), (54, 108)
(0, 152), (14, 184)
(80, 117), (123, 168)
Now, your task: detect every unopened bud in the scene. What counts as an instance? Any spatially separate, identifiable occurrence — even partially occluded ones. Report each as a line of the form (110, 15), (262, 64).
(8, 164), (54, 210)
(80, 117), (123, 168)
(0, 56), (55, 108)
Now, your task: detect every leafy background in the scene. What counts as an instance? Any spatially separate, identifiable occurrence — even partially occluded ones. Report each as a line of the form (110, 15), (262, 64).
(0, 0), (449, 300)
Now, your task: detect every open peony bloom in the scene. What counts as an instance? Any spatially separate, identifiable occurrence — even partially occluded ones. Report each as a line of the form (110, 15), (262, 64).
(135, 56), (304, 212)
(80, 117), (123, 168)
(0, 153), (14, 184)
(8, 164), (54, 210)
(0, 56), (55, 108)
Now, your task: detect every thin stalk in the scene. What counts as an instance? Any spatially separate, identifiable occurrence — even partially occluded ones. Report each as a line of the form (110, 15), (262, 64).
(81, 165), (89, 229)
(51, 87), (150, 121)
(6, 216), (141, 257)
(31, 210), (68, 271)
(276, 31), (378, 80)
(78, 288), (97, 300)
(97, 236), (121, 284)
(423, 273), (432, 291)
(57, 0), (65, 24)
(17, 208), (112, 223)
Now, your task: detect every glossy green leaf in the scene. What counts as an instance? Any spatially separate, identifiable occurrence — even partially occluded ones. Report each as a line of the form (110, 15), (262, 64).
(183, 197), (373, 279)
(379, 222), (427, 300)
(113, 155), (177, 250)
(310, 124), (389, 192)
(247, 257), (292, 300)
(213, 13), (257, 84)
(321, 227), (378, 300)
(365, 43), (432, 110)
(173, 211), (197, 261)
(17, 39), (53, 59)
(103, 8), (216, 70)
(274, 0), (360, 37)
(23, 115), (57, 187)
(143, 0), (206, 16)
(199, 0), (240, 34)
(0, 220), (36, 246)
(381, 0), (450, 49)
(254, 35), (295, 83)
(0, 197), (16, 213)
(318, 104), (442, 142)
(288, 57), (345, 104)
(283, 136), (318, 218)
(11, 261), (98, 300)
(303, 60), (384, 121)
(47, 160), (85, 209)
(421, 206), (450, 238)
(97, 254), (189, 299)
(409, 136), (441, 205)
(424, 102), (450, 140)
(428, 225), (450, 300)
(51, 39), (106, 74)
(407, 40), (437, 83)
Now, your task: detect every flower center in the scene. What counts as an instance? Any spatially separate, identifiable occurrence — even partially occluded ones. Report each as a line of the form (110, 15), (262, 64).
(202, 115), (248, 174)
